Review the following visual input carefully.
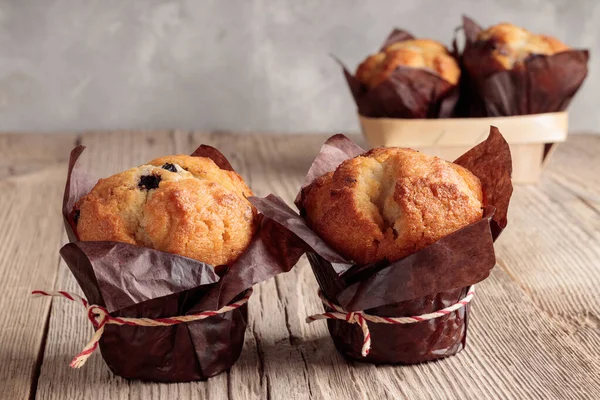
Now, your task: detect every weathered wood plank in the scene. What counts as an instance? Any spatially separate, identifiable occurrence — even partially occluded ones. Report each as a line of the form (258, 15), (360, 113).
(271, 229), (600, 397)
(0, 133), (75, 180)
(496, 184), (600, 317)
(0, 137), (73, 399)
(544, 135), (600, 199)
(5, 132), (599, 399)
(492, 136), (600, 364)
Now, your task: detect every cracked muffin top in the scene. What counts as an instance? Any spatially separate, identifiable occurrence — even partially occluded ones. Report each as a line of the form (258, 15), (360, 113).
(464, 23), (569, 77)
(356, 39), (461, 88)
(302, 148), (483, 265)
(75, 155), (257, 267)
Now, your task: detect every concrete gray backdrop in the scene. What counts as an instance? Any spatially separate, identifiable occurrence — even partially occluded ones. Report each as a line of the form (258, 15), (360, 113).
(0, 0), (597, 134)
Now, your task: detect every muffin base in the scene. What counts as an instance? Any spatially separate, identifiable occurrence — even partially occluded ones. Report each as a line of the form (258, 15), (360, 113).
(324, 287), (469, 364)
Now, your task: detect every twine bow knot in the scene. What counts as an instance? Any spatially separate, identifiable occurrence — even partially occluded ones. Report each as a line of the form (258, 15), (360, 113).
(87, 305), (110, 329)
(306, 286), (476, 357)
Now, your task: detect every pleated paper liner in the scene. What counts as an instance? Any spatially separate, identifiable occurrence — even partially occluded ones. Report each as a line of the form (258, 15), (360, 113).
(250, 128), (513, 364)
(340, 28), (459, 119)
(458, 15), (589, 118)
(360, 111), (566, 183)
(57, 144), (304, 382)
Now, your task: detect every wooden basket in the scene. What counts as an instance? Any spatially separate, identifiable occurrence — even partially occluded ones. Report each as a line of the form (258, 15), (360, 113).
(359, 112), (568, 184)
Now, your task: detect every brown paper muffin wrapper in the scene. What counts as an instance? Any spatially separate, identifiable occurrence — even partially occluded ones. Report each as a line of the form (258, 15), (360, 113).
(341, 29), (459, 119)
(457, 16), (589, 117)
(59, 145), (303, 382)
(249, 127), (512, 364)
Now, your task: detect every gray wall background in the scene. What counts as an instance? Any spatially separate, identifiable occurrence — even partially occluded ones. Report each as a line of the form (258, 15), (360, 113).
(0, 0), (597, 134)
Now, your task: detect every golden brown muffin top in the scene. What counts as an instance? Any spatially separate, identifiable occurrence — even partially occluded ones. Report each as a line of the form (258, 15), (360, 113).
(302, 148), (483, 265)
(76, 155), (256, 267)
(356, 39), (461, 87)
(474, 23), (569, 70)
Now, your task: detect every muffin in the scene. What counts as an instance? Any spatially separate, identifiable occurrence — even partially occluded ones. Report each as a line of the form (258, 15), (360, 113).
(463, 22), (570, 78)
(75, 155), (257, 267)
(356, 39), (461, 88)
(302, 147), (483, 265)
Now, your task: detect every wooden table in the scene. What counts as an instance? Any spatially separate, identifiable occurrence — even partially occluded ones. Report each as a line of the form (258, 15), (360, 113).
(2, 131), (599, 400)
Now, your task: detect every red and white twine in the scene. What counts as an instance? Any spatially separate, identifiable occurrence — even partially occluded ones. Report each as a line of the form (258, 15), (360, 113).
(306, 286), (475, 357)
(32, 289), (252, 368)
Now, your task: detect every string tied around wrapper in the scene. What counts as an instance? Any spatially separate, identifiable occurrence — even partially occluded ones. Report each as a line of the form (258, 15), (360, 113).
(306, 286), (476, 357)
(32, 288), (252, 368)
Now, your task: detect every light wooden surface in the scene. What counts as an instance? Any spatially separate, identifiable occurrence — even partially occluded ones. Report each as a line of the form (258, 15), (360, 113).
(1, 131), (599, 400)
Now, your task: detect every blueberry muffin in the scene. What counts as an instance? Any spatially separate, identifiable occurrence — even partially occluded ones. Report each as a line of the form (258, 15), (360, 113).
(75, 155), (256, 267)
(302, 148), (483, 265)
(464, 22), (570, 78)
(356, 39), (461, 88)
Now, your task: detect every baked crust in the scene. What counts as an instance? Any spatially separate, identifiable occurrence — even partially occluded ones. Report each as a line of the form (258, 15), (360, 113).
(76, 155), (256, 266)
(302, 148), (483, 264)
(464, 23), (570, 77)
(356, 39), (460, 87)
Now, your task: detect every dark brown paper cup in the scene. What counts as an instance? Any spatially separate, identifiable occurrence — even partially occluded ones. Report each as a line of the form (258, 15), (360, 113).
(326, 293), (469, 364)
(457, 16), (589, 117)
(306, 250), (472, 364)
(340, 29), (459, 119)
(98, 295), (249, 381)
(319, 282), (469, 363)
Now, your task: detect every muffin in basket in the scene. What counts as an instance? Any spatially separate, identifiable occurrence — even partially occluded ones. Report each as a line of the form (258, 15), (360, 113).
(460, 16), (588, 116)
(341, 30), (461, 119)
(463, 22), (570, 79)
(356, 38), (461, 88)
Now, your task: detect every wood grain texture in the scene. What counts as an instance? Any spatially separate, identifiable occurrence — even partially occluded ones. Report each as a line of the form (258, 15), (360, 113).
(494, 135), (600, 365)
(0, 133), (75, 180)
(545, 135), (600, 199)
(0, 134), (74, 399)
(1, 132), (599, 399)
